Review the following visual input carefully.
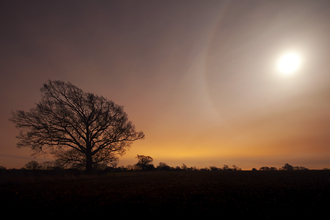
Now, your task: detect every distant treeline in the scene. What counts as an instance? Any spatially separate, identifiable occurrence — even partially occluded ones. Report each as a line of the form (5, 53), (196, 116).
(1, 161), (328, 172)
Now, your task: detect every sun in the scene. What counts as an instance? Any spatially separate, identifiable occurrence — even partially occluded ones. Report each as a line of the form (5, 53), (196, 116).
(277, 53), (301, 75)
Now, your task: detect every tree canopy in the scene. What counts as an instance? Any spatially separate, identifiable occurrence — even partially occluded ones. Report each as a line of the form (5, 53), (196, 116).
(10, 80), (145, 172)
(135, 155), (153, 170)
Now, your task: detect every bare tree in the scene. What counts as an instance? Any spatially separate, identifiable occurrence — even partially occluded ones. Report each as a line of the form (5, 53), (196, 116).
(175, 166), (181, 170)
(157, 162), (171, 171)
(282, 163), (294, 171)
(25, 160), (42, 170)
(10, 80), (145, 172)
(223, 164), (229, 170)
(259, 166), (270, 171)
(209, 166), (219, 171)
(181, 163), (188, 170)
(232, 165), (241, 171)
(135, 155), (153, 170)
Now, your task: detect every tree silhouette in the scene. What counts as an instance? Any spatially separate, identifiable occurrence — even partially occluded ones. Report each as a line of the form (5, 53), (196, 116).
(10, 80), (145, 172)
(259, 166), (270, 171)
(181, 163), (188, 170)
(209, 166), (219, 171)
(157, 162), (171, 171)
(282, 163), (294, 171)
(223, 164), (230, 171)
(25, 160), (42, 170)
(135, 155), (153, 170)
(232, 165), (241, 171)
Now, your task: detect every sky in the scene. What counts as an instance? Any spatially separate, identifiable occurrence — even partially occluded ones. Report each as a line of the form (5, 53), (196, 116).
(1, 0), (330, 170)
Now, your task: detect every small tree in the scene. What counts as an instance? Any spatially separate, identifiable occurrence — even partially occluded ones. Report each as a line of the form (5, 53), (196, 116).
(157, 162), (171, 171)
(260, 166), (270, 171)
(209, 166), (219, 171)
(135, 155), (153, 170)
(181, 163), (188, 170)
(233, 165), (241, 171)
(282, 163), (294, 171)
(10, 80), (144, 172)
(25, 160), (42, 170)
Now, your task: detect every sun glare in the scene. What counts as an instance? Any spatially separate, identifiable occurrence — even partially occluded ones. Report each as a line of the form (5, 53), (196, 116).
(277, 53), (301, 76)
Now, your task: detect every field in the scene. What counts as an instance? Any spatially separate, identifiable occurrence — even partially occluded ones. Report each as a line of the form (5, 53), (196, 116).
(1, 170), (330, 218)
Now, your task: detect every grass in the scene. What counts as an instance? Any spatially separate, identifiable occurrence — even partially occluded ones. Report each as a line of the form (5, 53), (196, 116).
(1, 170), (330, 218)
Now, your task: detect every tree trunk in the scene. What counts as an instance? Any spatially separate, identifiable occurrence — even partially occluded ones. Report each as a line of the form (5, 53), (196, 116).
(86, 150), (93, 173)
(85, 134), (93, 173)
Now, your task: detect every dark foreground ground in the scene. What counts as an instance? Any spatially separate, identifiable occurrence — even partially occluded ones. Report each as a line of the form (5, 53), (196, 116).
(1, 170), (330, 218)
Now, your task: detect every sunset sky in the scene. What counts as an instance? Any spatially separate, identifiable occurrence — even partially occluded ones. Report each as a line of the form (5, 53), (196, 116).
(1, 0), (330, 170)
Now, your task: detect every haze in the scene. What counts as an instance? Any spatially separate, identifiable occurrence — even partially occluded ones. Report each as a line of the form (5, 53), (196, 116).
(1, 0), (330, 170)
